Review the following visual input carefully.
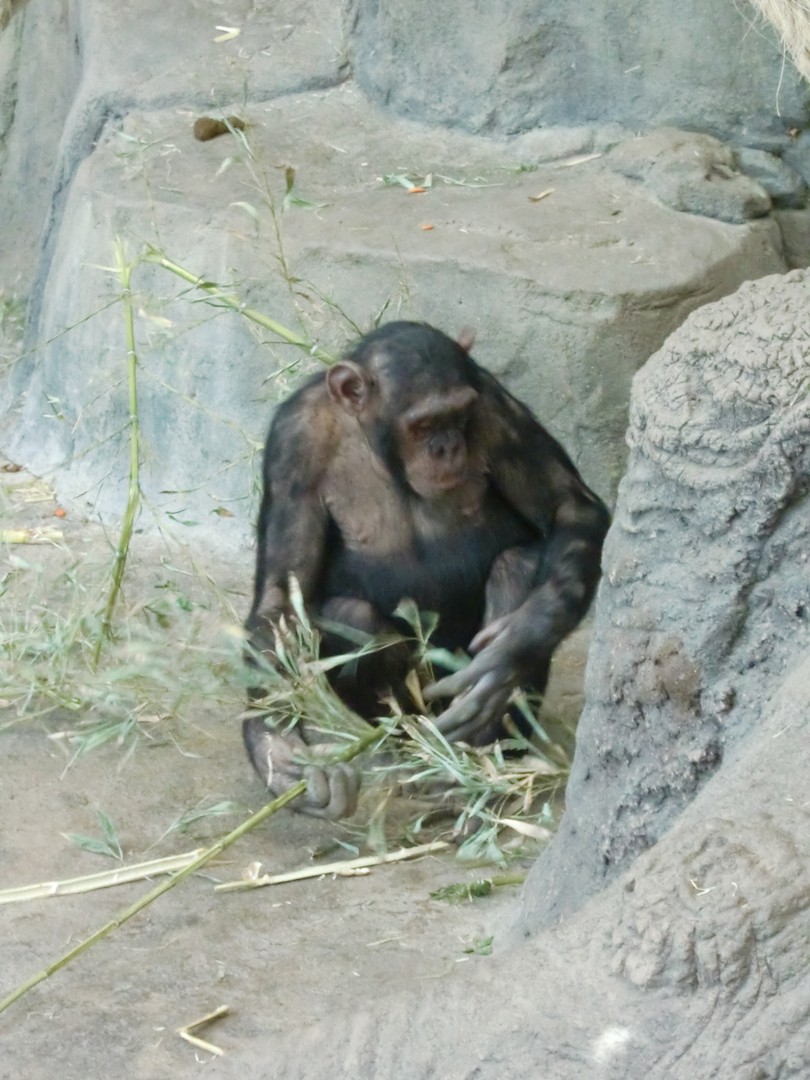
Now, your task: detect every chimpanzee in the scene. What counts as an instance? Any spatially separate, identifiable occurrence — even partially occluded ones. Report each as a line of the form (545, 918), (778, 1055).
(242, 321), (610, 818)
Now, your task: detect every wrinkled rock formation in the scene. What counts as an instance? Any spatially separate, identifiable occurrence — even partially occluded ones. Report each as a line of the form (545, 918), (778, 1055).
(520, 269), (810, 932)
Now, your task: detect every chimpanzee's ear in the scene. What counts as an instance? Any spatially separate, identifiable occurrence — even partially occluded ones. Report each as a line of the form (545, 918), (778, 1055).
(326, 361), (370, 416)
(457, 327), (476, 353)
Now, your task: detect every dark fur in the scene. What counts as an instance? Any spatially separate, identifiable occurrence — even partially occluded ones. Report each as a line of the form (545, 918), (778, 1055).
(245, 321), (610, 754)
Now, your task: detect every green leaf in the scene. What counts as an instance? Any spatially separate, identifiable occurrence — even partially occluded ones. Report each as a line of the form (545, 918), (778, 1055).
(463, 935), (494, 956)
(63, 810), (123, 861)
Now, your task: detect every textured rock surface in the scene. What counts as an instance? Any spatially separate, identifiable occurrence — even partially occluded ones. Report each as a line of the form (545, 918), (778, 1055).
(0, 0), (800, 547)
(0, 84), (787, 538)
(519, 270), (810, 930)
(347, 0), (809, 141)
(610, 129), (773, 223)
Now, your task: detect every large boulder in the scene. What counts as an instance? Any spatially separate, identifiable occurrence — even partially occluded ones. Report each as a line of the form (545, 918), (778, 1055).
(519, 268), (810, 931)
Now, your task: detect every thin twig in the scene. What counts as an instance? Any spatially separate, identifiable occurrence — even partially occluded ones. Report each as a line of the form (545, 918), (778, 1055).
(177, 1004), (230, 1057)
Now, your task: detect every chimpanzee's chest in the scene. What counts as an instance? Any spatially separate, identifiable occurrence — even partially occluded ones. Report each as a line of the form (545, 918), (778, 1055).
(320, 477), (537, 646)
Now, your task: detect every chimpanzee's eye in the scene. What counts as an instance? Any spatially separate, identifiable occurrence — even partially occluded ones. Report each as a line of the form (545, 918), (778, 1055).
(411, 420), (433, 438)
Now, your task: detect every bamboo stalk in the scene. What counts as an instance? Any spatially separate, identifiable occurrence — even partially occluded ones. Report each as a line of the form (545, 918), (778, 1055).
(93, 239), (142, 664)
(0, 850), (206, 905)
(215, 839), (451, 892)
(143, 248), (337, 365)
(0, 726), (386, 1015)
(177, 1004), (230, 1057)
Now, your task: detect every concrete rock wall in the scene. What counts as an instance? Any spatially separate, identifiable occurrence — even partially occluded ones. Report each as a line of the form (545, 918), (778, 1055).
(0, 1), (802, 544)
(347, 0), (808, 141)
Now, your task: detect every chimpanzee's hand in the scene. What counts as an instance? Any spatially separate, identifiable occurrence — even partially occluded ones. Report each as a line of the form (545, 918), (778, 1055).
(242, 714), (360, 819)
(423, 613), (537, 744)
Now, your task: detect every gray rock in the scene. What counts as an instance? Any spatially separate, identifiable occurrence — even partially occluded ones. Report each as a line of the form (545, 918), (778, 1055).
(0, 0), (350, 307)
(0, 76), (787, 536)
(736, 145), (807, 208)
(519, 269), (810, 932)
(610, 128), (773, 222)
(0, 3), (800, 538)
(347, 0), (809, 147)
(774, 206), (810, 266)
(782, 127), (810, 183)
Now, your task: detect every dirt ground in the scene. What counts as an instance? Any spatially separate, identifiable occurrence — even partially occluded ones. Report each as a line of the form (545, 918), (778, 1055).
(0, 461), (535, 1079)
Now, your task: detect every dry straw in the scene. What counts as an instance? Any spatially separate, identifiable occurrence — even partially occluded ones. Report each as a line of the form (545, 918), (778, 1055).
(751, 0), (810, 82)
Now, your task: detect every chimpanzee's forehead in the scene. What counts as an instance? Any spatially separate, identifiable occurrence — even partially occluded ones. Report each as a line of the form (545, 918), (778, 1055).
(348, 321), (473, 388)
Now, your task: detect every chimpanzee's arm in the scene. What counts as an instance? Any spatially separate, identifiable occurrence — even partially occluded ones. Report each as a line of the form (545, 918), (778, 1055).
(246, 392), (331, 649)
(242, 391), (363, 819)
(426, 374), (610, 741)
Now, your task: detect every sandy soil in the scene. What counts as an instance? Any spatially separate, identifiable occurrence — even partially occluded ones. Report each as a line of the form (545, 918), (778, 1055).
(0, 462), (531, 1079)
